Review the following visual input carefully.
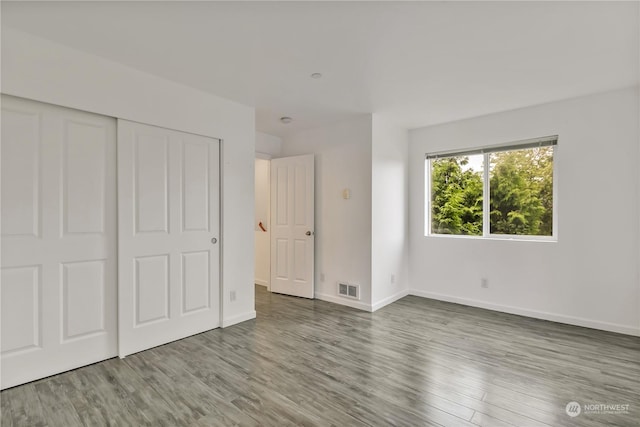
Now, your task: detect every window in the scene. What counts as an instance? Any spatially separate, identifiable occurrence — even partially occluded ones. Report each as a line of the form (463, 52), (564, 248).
(426, 136), (556, 239)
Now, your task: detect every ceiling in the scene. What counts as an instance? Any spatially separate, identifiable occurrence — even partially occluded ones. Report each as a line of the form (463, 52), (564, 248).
(2, 1), (638, 137)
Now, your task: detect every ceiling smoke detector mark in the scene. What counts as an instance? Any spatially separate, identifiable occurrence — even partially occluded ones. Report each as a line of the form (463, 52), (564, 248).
(280, 116), (293, 124)
(337, 282), (360, 300)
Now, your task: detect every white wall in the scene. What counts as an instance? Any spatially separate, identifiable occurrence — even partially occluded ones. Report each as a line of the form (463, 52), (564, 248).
(409, 87), (640, 335)
(256, 131), (283, 158)
(371, 115), (410, 310)
(281, 116), (373, 309)
(1, 28), (257, 327)
(254, 158), (270, 287)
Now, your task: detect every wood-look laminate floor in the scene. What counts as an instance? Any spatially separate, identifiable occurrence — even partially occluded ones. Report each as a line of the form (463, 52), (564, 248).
(2, 285), (639, 427)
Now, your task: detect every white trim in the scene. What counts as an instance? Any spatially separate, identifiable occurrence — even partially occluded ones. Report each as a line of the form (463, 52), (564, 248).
(425, 233), (556, 243)
(552, 141), (559, 240)
(482, 153), (489, 236)
(315, 292), (372, 312)
(219, 139), (227, 329)
(255, 280), (269, 288)
(424, 158), (431, 236)
(221, 310), (256, 328)
(425, 135), (558, 160)
(371, 290), (410, 312)
(408, 289), (640, 337)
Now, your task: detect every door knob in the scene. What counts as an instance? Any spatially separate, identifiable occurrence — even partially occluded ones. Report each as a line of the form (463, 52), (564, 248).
(211, 237), (218, 244)
(305, 231), (313, 236)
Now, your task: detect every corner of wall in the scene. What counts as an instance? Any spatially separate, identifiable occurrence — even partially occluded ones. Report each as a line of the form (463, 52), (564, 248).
(256, 131), (283, 158)
(280, 115), (374, 307)
(370, 115), (411, 309)
(222, 310), (257, 328)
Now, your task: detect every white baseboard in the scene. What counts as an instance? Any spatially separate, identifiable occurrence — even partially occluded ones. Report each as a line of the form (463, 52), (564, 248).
(371, 289), (410, 312)
(255, 279), (269, 288)
(314, 290), (410, 313)
(315, 292), (372, 312)
(222, 310), (256, 328)
(409, 289), (640, 337)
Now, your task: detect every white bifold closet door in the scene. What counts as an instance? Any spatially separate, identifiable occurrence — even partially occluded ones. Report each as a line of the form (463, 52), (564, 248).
(1, 95), (117, 389)
(117, 120), (220, 357)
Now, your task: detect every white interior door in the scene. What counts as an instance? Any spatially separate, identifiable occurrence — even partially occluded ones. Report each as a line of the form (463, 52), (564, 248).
(117, 120), (220, 357)
(270, 155), (314, 298)
(1, 95), (117, 389)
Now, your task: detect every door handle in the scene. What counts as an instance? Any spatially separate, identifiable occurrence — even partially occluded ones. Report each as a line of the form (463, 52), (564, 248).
(305, 231), (313, 236)
(211, 237), (218, 244)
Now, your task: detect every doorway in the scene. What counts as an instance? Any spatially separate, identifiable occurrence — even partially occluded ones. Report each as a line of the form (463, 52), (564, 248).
(254, 157), (271, 290)
(254, 154), (315, 299)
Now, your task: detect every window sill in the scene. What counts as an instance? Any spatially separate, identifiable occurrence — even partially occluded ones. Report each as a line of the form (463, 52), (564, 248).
(424, 233), (557, 243)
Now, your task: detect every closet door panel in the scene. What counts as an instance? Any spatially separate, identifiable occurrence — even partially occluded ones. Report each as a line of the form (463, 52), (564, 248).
(1, 96), (117, 389)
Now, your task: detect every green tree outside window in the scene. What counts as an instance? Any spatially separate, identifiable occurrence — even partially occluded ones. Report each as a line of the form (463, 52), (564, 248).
(430, 146), (553, 237)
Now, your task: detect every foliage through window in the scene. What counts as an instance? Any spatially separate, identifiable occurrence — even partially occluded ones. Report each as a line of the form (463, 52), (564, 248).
(427, 138), (555, 238)
(431, 154), (484, 235)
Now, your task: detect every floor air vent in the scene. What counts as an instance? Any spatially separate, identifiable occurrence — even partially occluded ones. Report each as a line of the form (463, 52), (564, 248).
(338, 282), (359, 300)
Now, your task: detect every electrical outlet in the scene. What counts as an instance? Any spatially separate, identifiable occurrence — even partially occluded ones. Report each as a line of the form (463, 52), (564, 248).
(230, 290), (236, 301)
(320, 273), (325, 282)
(481, 278), (489, 289)
(391, 274), (396, 284)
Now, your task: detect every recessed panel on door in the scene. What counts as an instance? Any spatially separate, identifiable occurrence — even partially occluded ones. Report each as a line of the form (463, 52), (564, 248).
(62, 260), (106, 340)
(64, 120), (108, 235)
(0, 266), (41, 355)
(1, 108), (41, 238)
(294, 165), (306, 226)
(183, 142), (209, 232)
(182, 251), (210, 314)
(276, 239), (288, 279)
(276, 167), (288, 225)
(135, 255), (169, 326)
(294, 240), (307, 282)
(135, 133), (169, 234)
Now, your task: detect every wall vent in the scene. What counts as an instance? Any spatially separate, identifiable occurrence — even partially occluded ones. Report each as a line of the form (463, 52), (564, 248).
(337, 282), (360, 300)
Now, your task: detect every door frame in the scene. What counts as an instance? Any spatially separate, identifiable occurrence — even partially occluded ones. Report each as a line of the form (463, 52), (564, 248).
(255, 152), (272, 291)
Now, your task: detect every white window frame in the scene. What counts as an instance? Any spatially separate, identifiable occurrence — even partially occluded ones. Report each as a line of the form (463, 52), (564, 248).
(425, 136), (558, 242)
